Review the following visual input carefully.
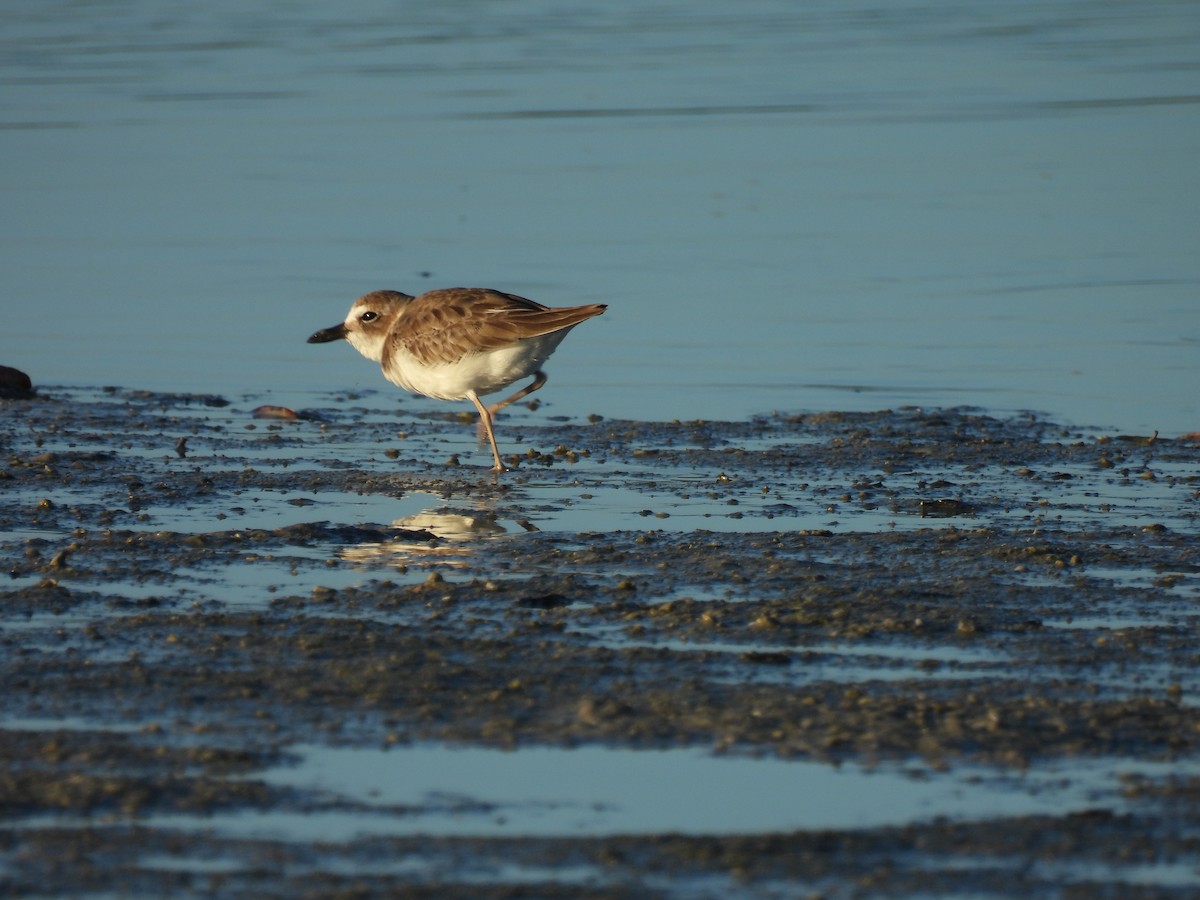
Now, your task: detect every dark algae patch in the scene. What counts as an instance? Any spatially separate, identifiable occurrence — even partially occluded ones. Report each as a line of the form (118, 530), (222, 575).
(2, 387), (1199, 897)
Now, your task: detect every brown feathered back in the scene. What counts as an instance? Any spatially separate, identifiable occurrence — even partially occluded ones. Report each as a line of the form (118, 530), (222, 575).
(387, 288), (607, 367)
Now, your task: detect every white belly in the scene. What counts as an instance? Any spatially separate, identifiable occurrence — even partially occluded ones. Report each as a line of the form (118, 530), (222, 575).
(382, 333), (568, 401)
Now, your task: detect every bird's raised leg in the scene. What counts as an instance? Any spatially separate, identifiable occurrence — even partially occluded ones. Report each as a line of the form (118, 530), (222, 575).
(467, 390), (506, 472)
(488, 370), (548, 418)
(475, 371), (548, 447)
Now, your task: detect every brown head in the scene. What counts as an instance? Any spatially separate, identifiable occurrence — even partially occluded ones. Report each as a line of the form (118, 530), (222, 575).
(307, 290), (414, 363)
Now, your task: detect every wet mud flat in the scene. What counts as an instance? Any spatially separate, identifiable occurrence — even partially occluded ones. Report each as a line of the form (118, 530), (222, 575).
(2, 387), (1199, 898)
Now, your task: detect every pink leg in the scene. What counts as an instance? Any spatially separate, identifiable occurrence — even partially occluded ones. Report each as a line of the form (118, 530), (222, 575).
(475, 371), (549, 449)
(488, 370), (548, 417)
(467, 391), (506, 471)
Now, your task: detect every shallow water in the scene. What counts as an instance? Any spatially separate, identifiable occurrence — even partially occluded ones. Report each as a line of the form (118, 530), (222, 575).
(4, 720), (1187, 840)
(3, 0), (1198, 433)
(145, 743), (1193, 839)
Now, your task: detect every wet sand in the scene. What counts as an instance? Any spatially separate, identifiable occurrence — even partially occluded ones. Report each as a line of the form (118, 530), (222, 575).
(2, 387), (1199, 897)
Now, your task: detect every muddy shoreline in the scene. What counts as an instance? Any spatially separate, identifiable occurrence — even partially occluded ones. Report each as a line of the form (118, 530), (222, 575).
(3, 387), (1199, 897)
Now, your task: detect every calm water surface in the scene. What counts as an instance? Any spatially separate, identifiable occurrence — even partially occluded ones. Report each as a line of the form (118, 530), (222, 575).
(2, 0), (1198, 432)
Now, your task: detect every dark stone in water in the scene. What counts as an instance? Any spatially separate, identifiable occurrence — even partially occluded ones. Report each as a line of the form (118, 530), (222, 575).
(518, 593), (571, 609)
(0, 365), (34, 399)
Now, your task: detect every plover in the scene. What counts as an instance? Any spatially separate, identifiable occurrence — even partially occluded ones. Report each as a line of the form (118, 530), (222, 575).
(308, 287), (606, 471)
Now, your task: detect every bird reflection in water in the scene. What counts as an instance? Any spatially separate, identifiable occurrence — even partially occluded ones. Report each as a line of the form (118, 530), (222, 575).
(337, 508), (508, 570)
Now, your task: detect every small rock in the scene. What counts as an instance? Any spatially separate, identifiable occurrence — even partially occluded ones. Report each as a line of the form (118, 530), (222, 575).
(740, 651), (792, 666)
(518, 593), (569, 610)
(251, 405), (299, 420)
(0, 365), (34, 399)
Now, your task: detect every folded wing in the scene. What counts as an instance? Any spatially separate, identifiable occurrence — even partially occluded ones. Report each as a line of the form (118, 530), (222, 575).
(389, 288), (607, 367)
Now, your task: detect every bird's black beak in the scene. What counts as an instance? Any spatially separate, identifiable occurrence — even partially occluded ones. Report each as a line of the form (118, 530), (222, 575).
(307, 323), (348, 344)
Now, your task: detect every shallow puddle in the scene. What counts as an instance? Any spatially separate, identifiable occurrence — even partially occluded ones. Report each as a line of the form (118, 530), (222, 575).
(132, 743), (1197, 840)
(576, 626), (1012, 685)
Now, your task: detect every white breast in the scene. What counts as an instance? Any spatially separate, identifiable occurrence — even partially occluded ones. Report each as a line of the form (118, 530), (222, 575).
(382, 332), (569, 400)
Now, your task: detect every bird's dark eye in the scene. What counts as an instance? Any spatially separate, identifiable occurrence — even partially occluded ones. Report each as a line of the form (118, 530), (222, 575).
(360, 311), (378, 323)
